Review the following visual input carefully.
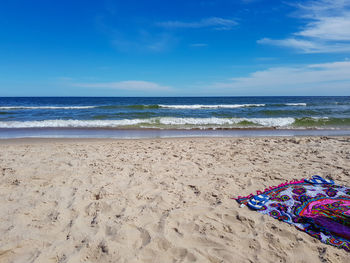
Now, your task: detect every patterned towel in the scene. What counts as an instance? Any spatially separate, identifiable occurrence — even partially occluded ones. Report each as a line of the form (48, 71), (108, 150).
(236, 179), (350, 252)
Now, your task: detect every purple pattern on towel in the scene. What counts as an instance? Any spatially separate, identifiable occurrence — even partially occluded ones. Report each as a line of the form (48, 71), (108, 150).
(236, 180), (350, 252)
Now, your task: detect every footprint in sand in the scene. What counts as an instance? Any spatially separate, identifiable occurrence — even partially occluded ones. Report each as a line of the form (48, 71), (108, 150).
(137, 227), (151, 247)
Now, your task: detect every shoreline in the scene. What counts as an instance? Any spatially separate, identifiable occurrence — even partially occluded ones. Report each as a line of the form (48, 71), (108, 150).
(1, 127), (350, 139)
(1, 134), (350, 144)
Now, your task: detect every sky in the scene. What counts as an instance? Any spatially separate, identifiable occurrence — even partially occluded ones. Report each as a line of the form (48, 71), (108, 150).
(0, 0), (350, 96)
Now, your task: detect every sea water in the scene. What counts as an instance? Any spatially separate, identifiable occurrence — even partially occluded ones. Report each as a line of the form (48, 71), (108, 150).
(0, 96), (350, 138)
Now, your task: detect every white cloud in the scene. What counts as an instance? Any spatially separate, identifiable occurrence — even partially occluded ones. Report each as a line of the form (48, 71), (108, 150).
(258, 37), (350, 53)
(208, 61), (350, 95)
(157, 17), (237, 30)
(73, 81), (172, 92)
(297, 15), (350, 41)
(258, 0), (350, 53)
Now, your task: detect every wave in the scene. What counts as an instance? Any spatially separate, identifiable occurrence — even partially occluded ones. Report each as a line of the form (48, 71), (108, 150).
(0, 119), (146, 128)
(0, 103), (309, 111)
(115, 103), (307, 109)
(158, 104), (266, 109)
(284, 103), (307, 106)
(261, 109), (321, 116)
(293, 117), (350, 127)
(0, 117), (297, 128)
(1, 117), (349, 129)
(92, 111), (156, 120)
(270, 103), (307, 107)
(99, 104), (266, 109)
(0, 106), (97, 110)
(158, 117), (295, 126)
(97, 104), (160, 110)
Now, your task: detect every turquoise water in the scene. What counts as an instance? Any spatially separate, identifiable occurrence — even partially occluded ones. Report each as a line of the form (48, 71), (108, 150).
(0, 97), (350, 131)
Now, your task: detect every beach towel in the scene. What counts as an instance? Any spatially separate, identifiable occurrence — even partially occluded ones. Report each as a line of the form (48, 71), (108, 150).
(236, 179), (350, 252)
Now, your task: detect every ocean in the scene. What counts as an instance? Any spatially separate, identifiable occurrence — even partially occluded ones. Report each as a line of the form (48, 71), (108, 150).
(1, 96), (350, 138)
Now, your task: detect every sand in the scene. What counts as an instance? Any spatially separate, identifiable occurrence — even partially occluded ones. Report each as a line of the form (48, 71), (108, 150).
(0, 136), (349, 263)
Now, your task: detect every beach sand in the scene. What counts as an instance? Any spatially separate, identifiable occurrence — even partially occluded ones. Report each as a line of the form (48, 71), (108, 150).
(0, 136), (349, 263)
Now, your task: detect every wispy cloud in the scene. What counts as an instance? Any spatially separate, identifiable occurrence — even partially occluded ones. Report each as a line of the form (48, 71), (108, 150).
(207, 61), (350, 95)
(258, 37), (350, 53)
(190, 43), (208, 47)
(258, 0), (350, 53)
(111, 31), (176, 53)
(157, 17), (237, 30)
(95, 14), (177, 53)
(72, 81), (172, 92)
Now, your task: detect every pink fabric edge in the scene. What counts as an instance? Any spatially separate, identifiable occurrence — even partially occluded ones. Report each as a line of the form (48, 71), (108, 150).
(234, 179), (305, 200)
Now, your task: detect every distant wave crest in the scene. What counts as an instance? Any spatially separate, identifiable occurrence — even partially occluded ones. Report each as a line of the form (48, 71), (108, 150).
(0, 106), (97, 110)
(0, 103), (308, 110)
(158, 104), (266, 109)
(284, 103), (307, 106)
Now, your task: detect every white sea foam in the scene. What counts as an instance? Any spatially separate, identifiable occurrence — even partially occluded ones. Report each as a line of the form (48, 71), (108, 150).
(248, 118), (295, 127)
(0, 117), (296, 128)
(0, 106), (97, 110)
(158, 104), (266, 109)
(285, 103), (307, 106)
(0, 119), (146, 128)
(158, 117), (295, 127)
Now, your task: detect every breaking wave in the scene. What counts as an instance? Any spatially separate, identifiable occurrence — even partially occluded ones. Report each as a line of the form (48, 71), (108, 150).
(0, 117), (298, 128)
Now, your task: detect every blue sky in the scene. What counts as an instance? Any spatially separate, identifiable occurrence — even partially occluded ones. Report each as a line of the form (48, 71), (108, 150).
(0, 0), (349, 96)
